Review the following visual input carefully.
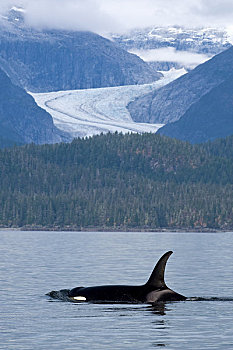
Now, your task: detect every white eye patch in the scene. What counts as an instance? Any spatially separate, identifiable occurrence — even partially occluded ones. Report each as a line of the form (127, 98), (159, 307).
(72, 296), (87, 301)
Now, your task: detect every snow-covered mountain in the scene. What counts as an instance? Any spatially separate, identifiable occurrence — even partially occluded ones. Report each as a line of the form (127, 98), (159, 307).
(111, 26), (232, 70)
(3, 7), (232, 145)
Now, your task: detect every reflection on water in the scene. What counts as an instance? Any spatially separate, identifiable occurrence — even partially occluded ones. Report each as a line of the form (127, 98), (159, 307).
(98, 303), (168, 316)
(149, 303), (168, 316)
(152, 343), (166, 348)
(188, 297), (233, 302)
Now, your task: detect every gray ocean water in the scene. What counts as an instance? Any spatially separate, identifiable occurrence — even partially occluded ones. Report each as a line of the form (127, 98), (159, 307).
(0, 231), (233, 349)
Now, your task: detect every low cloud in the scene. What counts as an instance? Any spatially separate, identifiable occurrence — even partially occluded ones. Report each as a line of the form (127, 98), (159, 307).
(24, 0), (119, 33)
(1, 0), (233, 34)
(129, 47), (211, 68)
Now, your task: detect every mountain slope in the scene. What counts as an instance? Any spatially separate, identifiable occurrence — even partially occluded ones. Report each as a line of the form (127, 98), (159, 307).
(158, 74), (233, 143)
(0, 9), (160, 92)
(0, 68), (69, 147)
(128, 45), (233, 124)
(0, 132), (233, 229)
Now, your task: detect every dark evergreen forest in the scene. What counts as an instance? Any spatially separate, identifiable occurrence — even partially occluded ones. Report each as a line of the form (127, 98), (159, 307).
(0, 132), (232, 230)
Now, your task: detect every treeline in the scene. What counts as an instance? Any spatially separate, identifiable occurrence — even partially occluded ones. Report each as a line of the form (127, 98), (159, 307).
(0, 132), (232, 230)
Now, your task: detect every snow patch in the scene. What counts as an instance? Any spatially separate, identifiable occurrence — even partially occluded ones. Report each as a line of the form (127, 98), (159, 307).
(11, 7), (26, 13)
(158, 67), (187, 78)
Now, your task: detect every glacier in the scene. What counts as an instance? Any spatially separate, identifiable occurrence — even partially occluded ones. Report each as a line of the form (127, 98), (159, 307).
(31, 69), (186, 139)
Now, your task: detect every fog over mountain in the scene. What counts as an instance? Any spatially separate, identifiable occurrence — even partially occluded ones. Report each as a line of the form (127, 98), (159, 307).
(0, 7), (159, 92)
(111, 26), (231, 71)
(1, 0), (233, 36)
(1, 1), (233, 146)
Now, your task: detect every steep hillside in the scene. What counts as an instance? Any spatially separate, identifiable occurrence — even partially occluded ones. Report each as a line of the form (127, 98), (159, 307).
(128, 46), (233, 124)
(158, 74), (233, 143)
(0, 68), (69, 147)
(0, 9), (160, 92)
(0, 132), (232, 230)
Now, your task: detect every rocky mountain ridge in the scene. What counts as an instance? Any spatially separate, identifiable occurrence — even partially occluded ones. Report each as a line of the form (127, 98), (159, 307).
(128, 45), (233, 126)
(158, 73), (233, 143)
(0, 8), (160, 93)
(111, 26), (232, 70)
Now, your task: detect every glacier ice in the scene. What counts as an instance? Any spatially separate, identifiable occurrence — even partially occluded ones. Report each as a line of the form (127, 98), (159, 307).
(31, 69), (185, 139)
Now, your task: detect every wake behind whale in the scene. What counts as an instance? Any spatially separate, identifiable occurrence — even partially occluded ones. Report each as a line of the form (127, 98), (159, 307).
(47, 251), (186, 304)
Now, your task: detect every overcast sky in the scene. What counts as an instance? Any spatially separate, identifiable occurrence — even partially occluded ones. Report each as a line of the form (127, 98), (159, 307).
(1, 0), (233, 35)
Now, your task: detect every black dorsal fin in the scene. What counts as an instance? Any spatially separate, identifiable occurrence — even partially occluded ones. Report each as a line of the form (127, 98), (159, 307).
(146, 251), (173, 288)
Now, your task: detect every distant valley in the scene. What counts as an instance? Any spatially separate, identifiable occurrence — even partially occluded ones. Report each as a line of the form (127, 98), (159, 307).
(1, 7), (233, 146)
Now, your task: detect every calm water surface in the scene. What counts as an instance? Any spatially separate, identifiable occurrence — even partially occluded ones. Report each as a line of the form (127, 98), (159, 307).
(0, 231), (233, 349)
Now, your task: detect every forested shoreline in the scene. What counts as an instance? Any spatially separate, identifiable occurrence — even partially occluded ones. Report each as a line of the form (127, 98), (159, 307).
(0, 132), (233, 230)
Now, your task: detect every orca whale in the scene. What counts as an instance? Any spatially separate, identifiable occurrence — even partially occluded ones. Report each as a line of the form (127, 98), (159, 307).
(47, 251), (186, 303)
